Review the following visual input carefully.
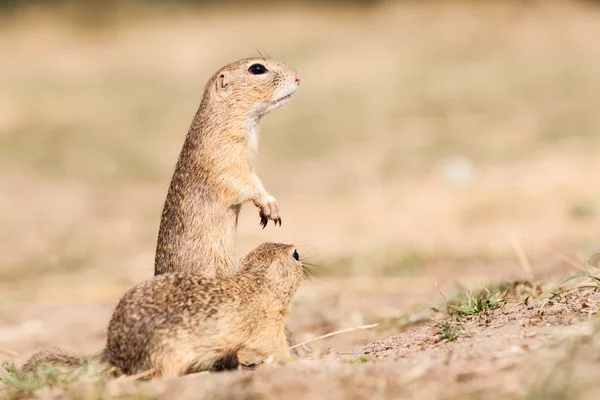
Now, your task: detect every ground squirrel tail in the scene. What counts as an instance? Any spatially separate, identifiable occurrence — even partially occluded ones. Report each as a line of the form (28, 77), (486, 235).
(21, 348), (106, 375)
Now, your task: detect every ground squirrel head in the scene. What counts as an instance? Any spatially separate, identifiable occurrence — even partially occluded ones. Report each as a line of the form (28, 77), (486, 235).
(240, 242), (306, 301)
(203, 58), (300, 124)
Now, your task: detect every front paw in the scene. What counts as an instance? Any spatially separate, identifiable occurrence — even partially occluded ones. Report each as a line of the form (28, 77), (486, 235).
(253, 195), (282, 229)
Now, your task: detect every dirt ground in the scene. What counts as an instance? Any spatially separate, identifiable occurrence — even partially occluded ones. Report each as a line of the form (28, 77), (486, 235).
(3, 263), (600, 399)
(1, 1), (600, 399)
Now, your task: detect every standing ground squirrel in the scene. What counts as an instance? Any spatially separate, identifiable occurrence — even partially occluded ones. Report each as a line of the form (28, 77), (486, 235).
(22, 243), (308, 378)
(155, 58), (300, 278)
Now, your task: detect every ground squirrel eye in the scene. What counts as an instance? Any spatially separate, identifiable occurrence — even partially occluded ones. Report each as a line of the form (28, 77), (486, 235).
(248, 63), (268, 75)
(292, 250), (300, 261)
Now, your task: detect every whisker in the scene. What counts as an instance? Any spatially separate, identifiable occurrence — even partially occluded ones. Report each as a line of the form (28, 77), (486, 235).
(302, 267), (319, 281)
(302, 261), (321, 267)
(298, 253), (321, 263)
(255, 47), (265, 59)
(297, 246), (322, 259)
(301, 261), (321, 281)
(295, 240), (317, 249)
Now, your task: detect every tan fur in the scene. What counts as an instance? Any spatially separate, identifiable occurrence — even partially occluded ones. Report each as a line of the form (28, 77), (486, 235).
(20, 348), (106, 375)
(21, 243), (304, 379)
(107, 242), (304, 379)
(155, 58), (300, 277)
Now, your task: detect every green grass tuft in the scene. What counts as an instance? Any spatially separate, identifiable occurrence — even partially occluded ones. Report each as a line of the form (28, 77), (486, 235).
(434, 320), (463, 343)
(341, 355), (371, 364)
(543, 254), (600, 298)
(1, 361), (57, 399)
(448, 290), (507, 316)
(0, 359), (111, 400)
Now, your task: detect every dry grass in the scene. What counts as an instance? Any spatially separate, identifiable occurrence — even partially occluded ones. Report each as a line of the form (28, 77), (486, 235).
(1, 1), (600, 398)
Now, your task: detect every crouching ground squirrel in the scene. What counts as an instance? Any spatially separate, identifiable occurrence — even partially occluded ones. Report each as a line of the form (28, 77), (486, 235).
(22, 243), (309, 378)
(155, 58), (301, 278)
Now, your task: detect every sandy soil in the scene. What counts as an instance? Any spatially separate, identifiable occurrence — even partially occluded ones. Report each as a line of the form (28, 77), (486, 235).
(2, 259), (599, 399)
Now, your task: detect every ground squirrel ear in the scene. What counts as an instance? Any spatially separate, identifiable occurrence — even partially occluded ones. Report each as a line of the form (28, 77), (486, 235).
(277, 261), (289, 278)
(216, 72), (229, 92)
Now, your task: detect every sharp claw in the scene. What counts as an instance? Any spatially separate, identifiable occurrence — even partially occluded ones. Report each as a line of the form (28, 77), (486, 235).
(260, 214), (268, 229)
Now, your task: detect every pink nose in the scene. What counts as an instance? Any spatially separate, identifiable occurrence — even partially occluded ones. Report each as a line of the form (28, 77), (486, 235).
(295, 73), (301, 85)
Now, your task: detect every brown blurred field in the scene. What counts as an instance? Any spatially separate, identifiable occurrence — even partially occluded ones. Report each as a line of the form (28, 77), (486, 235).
(1, 1), (600, 399)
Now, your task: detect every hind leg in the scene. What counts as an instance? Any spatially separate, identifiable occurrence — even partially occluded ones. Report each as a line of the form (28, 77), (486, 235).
(151, 347), (220, 379)
(238, 328), (293, 367)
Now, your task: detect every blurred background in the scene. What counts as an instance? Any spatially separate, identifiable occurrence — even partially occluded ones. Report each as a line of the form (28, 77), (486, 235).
(1, 0), (600, 358)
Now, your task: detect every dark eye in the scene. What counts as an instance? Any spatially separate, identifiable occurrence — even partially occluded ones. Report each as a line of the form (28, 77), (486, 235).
(248, 63), (268, 75)
(292, 250), (300, 261)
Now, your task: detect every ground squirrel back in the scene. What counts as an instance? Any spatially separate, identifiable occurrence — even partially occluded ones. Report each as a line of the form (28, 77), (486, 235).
(154, 58), (300, 278)
(109, 242), (306, 377)
(22, 243), (307, 378)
